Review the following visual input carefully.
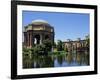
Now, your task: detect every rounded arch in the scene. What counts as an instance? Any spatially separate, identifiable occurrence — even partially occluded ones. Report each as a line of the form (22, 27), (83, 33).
(34, 34), (40, 44)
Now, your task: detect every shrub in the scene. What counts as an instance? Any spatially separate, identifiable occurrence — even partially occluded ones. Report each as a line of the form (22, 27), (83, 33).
(43, 39), (53, 51)
(23, 47), (30, 53)
(32, 44), (47, 55)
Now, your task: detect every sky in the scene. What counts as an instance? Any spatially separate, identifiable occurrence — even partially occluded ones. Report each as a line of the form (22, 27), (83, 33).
(22, 11), (89, 42)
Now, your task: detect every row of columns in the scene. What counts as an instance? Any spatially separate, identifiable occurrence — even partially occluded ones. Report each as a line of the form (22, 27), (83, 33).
(24, 31), (54, 48)
(65, 41), (87, 51)
(24, 31), (33, 48)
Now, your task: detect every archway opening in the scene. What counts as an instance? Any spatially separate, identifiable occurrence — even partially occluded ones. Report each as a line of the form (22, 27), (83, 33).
(34, 34), (40, 44)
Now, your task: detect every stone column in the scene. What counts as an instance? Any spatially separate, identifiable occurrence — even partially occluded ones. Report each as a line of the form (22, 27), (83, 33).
(51, 32), (54, 45)
(29, 31), (32, 48)
(25, 32), (27, 47)
(26, 32), (28, 47)
(31, 31), (33, 47)
(40, 34), (42, 44)
(24, 32), (26, 47)
(32, 34), (35, 46)
(28, 32), (30, 47)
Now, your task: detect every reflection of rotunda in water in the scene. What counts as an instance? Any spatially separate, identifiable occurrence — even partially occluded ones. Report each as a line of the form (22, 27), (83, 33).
(23, 19), (55, 48)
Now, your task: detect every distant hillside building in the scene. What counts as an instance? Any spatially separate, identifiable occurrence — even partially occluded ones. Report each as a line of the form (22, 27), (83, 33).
(23, 19), (55, 48)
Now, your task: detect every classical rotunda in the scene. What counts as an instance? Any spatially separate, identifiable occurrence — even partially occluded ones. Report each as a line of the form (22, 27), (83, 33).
(23, 19), (55, 48)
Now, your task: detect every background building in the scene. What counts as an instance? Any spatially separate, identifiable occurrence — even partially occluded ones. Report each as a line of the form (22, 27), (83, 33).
(63, 37), (89, 52)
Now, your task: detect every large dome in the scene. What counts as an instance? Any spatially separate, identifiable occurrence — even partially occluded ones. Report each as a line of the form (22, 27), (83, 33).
(32, 19), (50, 25)
(24, 19), (54, 32)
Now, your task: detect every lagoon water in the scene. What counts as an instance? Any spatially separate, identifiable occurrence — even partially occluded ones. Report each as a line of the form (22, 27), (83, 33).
(23, 51), (89, 68)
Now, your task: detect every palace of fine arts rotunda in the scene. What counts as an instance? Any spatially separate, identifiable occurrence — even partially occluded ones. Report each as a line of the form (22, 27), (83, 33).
(23, 19), (55, 48)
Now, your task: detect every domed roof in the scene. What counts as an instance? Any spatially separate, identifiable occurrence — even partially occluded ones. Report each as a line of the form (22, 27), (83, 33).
(24, 19), (54, 32)
(32, 19), (50, 25)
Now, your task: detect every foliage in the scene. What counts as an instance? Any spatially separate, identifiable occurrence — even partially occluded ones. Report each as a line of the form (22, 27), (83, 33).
(23, 39), (53, 55)
(85, 35), (90, 47)
(43, 39), (53, 51)
(30, 47), (34, 54)
(85, 35), (90, 51)
(53, 42), (57, 48)
(23, 47), (30, 53)
(32, 44), (46, 55)
(62, 43), (65, 51)
(64, 47), (68, 52)
(57, 40), (63, 51)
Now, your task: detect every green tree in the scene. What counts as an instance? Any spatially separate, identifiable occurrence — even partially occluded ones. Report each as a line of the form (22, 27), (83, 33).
(30, 39), (53, 55)
(30, 47), (34, 54)
(57, 40), (63, 51)
(23, 47), (30, 53)
(85, 35), (90, 50)
(62, 43), (65, 51)
(53, 42), (57, 48)
(33, 44), (46, 55)
(64, 46), (68, 52)
(43, 39), (53, 51)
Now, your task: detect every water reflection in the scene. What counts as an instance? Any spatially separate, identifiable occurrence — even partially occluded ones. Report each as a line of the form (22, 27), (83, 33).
(23, 51), (89, 69)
